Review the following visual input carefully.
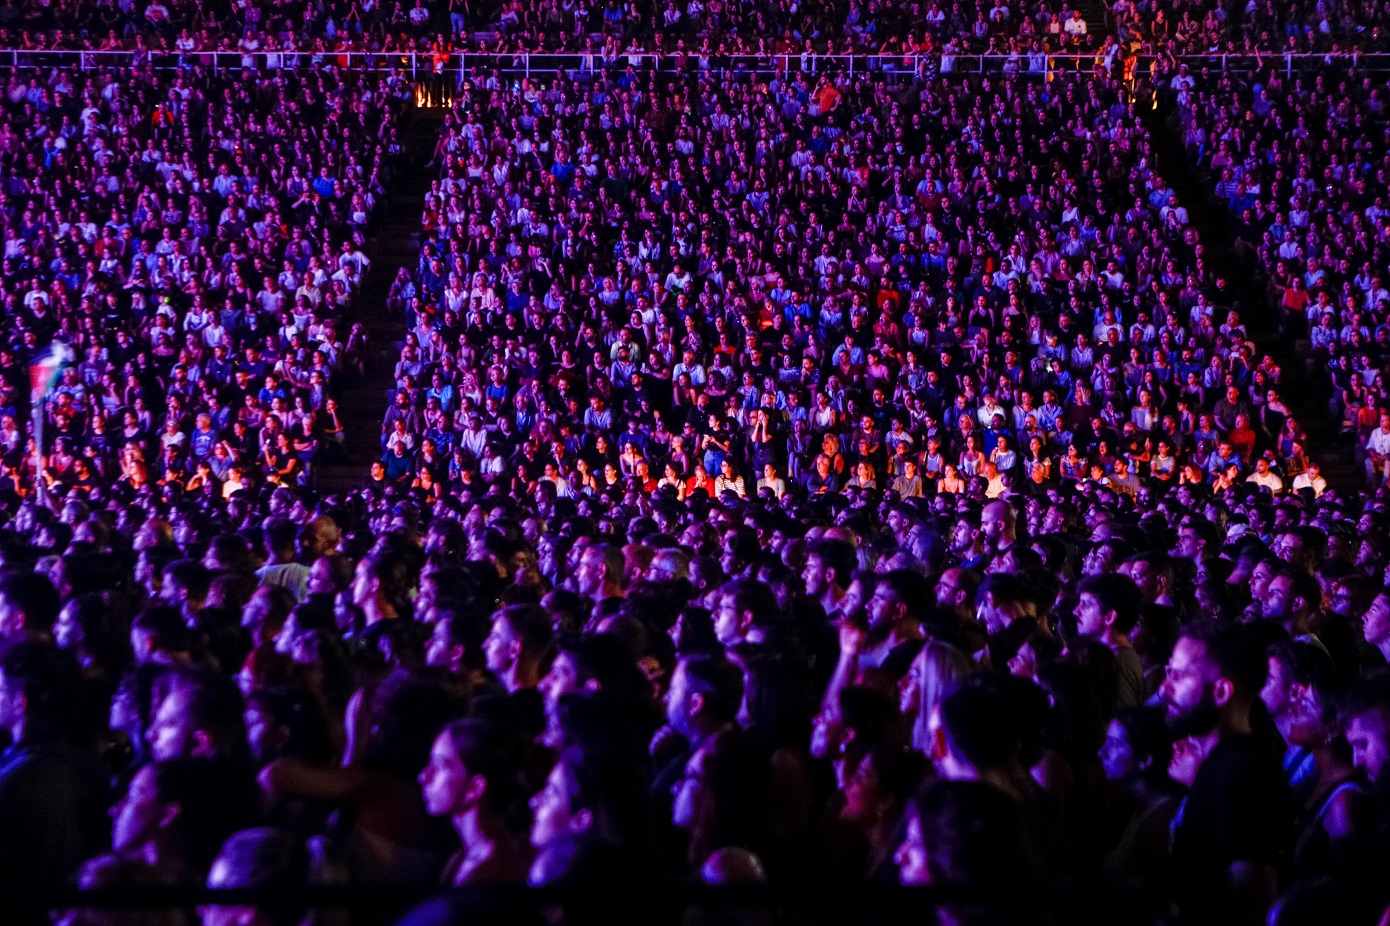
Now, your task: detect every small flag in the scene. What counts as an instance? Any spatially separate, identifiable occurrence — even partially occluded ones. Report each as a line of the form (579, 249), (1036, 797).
(29, 342), (74, 405)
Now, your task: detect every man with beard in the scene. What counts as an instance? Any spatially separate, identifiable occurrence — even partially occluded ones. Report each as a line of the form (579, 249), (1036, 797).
(1158, 622), (1292, 926)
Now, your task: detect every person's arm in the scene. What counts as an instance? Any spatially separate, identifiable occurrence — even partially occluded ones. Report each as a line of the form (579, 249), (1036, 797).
(821, 619), (863, 716)
(1227, 861), (1277, 926)
(260, 757), (374, 803)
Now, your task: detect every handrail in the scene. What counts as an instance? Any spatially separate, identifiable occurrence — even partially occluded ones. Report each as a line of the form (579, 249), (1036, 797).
(0, 48), (1386, 77)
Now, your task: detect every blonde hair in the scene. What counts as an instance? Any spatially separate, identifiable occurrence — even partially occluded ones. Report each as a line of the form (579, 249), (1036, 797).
(911, 640), (979, 753)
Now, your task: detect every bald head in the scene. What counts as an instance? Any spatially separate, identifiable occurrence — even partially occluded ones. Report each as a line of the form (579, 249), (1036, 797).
(822, 526), (858, 546)
(980, 501), (1016, 550)
(701, 848), (767, 885)
(299, 516), (342, 561)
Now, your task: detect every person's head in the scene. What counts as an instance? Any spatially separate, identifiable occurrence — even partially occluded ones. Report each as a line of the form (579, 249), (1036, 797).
(0, 570), (60, 641)
(1074, 574), (1141, 641)
(530, 746), (644, 850)
(1100, 705), (1173, 785)
(979, 500), (1015, 548)
(161, 560), (211, 611)
(575, 543), (625, 601)
(671, 728), (770, 868)
(55, 593), (127, 675)
(1363, 591), (1390, 649)
(896, 779), (1038, 902)
(539, 633), (649, 725)
(932, 674), (1037, 781)
(802, 539), (856, 600)
(1125, 553), (1174, 603)
(974, 573), (1034, 635)
(713, 579), (779, 648)
(113, 758), (258, 874)
(350, 552), (414, 617)
(203, 828), (309, 926)
(0, 641), (81, 742)
(425, 607), (488, 676)
(1175, 519), (1218, 561)
(419, 717), (524, 820)
(935, 567), (980, 617)
(866, 569), (937, 638)
(296, 517), (341, 563)
(59, 854), (185, 926)
(1344, 671), (1390, 788)
(1158, 622), (1267, 738)
(1262, 568), (1320, 632)
(900, 641), (978, 753)
(483, 604), (554, 677)
(146, 668), (246, 762)
(665, 654), (743, 741)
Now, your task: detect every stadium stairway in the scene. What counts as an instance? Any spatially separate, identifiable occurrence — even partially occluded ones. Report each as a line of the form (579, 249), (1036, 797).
(1075, 0), (1110, 34)
(314, 106), (445, 494)
(1139, 93), (1358, 489)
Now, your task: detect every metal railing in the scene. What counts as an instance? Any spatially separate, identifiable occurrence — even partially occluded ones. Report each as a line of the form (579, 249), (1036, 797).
(1, 48), (1388, 79)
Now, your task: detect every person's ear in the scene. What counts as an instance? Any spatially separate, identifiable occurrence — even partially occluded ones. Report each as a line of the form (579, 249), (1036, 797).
(464, 774), (489, 807)
(1213, 677), (1236, 708)
(570, 808), (593, 835)
(159, 801), (182, 832)
(930, 724), (949, 762)
(191, 729), (215, 758)
(688, 691), (705, 718)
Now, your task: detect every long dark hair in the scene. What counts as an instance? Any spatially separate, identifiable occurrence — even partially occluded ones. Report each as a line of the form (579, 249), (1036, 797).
(685, 728), (772, 869)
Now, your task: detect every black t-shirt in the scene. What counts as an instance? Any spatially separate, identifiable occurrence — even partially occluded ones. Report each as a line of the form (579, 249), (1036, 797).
(1170, 734), (1293, 924)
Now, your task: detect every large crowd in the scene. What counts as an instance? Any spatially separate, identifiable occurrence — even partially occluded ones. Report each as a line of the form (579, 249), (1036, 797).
(0, 63), (406, 502)
(2, 2), (1390, 925)
(1172, 58), (1390, 490)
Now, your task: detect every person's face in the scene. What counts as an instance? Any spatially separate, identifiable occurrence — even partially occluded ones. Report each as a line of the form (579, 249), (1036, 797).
(894, 812), (930, 885)
(1128, 561), (1161, 601)
(842, 578), (871, 621)
(483, 617), (518, 673)
(980, 505), (1008, 544)
(1099, 719), (1139, 781)
(1346, 711), (1390, 787)
(665, 661), (693, 735)
(575, 547), (606, 598)
(1176, 527), (1201, 560)
(867, 585), (900, 634)
(1273, 533), (1304, 565)
(713, 592), (745, 647)
(1168, 734), (1212, 788)
(350, 559), (376, 608)
(530, 762), (579, 848)
(111, 763), (167, 854)
(418, 732), (470, 817)
(146, 685), (197, 761)
(950, 520), (976, 554)
(841, 752), (887, 828)
(1263, 575), (1295, 622)
(539, 652), (580, 714)
(1364, 594), (1390, 647)
(1259, 655), (1292, 720)
(1158, 637), (1217, 733)
(935, 569), (964, 611)
(53, 601), (83, 651)
(307, 557), (337, 598)
(671, 747), (707, 829)
(1248, 560), (1276, 602)
(425, 619), (457, 670)
(801, 553), (829, 599)
(1074, 591), (1108, 638)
